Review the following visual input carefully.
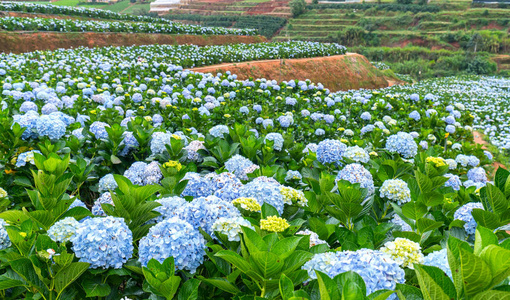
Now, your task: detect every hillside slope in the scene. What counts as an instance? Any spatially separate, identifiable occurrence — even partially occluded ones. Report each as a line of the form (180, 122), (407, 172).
(191, 53), (401, 91)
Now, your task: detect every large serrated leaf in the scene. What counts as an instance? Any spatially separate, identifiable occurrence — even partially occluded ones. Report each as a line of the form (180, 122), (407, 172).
(414, 264), (456, 300)
(459, 248), (492, 296)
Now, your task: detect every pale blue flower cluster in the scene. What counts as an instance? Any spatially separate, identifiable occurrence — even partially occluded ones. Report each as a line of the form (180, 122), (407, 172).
(179, 195), (241, 236)
(316, 139), (347, 165)
(455, 154), (479, 167)
(69, 198), (88, 210)
(467, 167), (487, 184)
(302, 249), (405, 296)
(211, 216), (254, 242)
(264, 132), (284, 151)
(209, 125), (229, 138)
(385, 132), (417, 158)
(225, 154), (259, 180)
(0, 219), (11, 250)
(285, 170), (302, 182)
(150, 131), (172, 155)
(89, 121), (109, 139)
(422, 249), (451, 278)
(210, 172), (243, 201)
(72, 216), (133, 269)
(391, 214), (412, 232)
(444, 174), (462, 191)
(36, 115), (66, 140)
(446, 125), (456, 134)
(98, 174), (118, 193)
(15, 150), (42, 167)
(454, 202), (484, 235)
(380, 179), (411, 205)
(92, 192), (114, 216)
(138, 217), (206, 273)
(47, 217), (79, 243)
(124, 161), (162, 186)
(154, 196), (189, 223)
(409, 111), (420, 121)
(336, 163), (375, 196)
(343, 146), (370, 163)
(181, 172), (214, 198)
(239, 178), (285, 214)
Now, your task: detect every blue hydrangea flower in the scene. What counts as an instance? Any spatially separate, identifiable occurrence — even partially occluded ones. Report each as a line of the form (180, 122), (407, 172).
(36, 115), (66, 140)
(16, 150), (42, 167)
(179, 196), (241, 236)
(380, 179), (411, 205)
(154, 197), (189, 223)
(181, 172), (214, 198)
(89, 121), (109, 140)
(0, 219), (11, 250)
(124, 161), (162, 186)
(391, 214), (412, 232)
(422, 249), (451, 278)
(264, 133), (284, 151)
(262, 119), (274, 129)
(12, 111), (39, 139)
(410, 94), (420, 102)
(409, 111), (420, 121)
(98, 174), (118, 193)
(69, 198), (88, 210)
(211, 216), (254, 242)
(343, 146), (370, 163)
(92, 192), (114, 216)
(119, 131), (139, 156)
(446, 125), (456, 134)
(385, 132), (418, 158)
(210, 172), (243, 201)
(315, 129), (325, 136)
(454, 202), (484, 235)
(467, 167), (487, 183)
(225, 155), (259, 180)
(71, 216), (133, 269)
(138, 217), (206, 273)
(20, 101), (38, 113)
(47, 217), (79, 243)
(336, 163), (375, 196)
(209, 125), (229, 138)
(316, 139), (347, 165)
(455, 154), (479, 168)
(360, 112), (371, 121)
(302, 249), (405, 296)
(484, 151), (493, 160)
(150, 132), (172, 155)
(285, 170), (302, 182)
(444, 174), (462, 191)
(239, 179), (285, 214)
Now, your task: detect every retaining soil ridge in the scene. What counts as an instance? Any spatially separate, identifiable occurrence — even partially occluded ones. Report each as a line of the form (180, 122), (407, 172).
(189, 53), (403, 91)
(0, 32), (267, 54)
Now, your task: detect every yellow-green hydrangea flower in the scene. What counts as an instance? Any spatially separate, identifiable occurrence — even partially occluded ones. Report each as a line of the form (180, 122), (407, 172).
(260, 216), (290, 233)
(232, 197), (261, 212)
(380, 238), (423, 269)
(280, 186), (307, 207)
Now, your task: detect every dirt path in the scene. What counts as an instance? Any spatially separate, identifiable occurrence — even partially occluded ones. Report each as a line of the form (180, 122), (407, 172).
(473, 131), (506, 175)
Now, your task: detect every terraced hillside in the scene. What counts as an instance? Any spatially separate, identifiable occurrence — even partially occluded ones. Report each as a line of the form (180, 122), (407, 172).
(171, 0), (292, 17)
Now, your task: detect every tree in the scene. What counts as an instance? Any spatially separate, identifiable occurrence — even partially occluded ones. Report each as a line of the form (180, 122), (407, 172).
(289, 0), (306, 17)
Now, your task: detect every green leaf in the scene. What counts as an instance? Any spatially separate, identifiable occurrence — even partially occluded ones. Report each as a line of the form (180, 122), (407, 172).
(480, 184), (508, 216)
(271, 236), (302, 260)
(416, 171), (432, 194)
(198, 277), (240, 294)
(159, 276), (181, 300)
(315, 271), (340, 300)
(55, 262), (89, 295)
(282, 250), (314, 273)
(368, 290), (396, 300)
(416, 218), (443, 234)
(178, 279), (200, 300)
(10, 258), (49, 295)
(471, 209), (501, 230)
(414, 264), (456, 300)
(479, 245), (510, 288)
(459, 248), (492, 296)
(334, 271), (367, 297)
(250, 251), (284, 279)
(262, 203), (279, 218)
(0, 277), (25, 290)
(402, 202), (427, 220)
(215, 250), (255, 275)
(342, 282), (365, 300)
(81, 278), (112, 297)
(279, 274), (294, 300)
(396, 283), (423, 300)
(241, 226), (268, 253)
(473, 290), (510, 300)
(474, 226), (498, 256)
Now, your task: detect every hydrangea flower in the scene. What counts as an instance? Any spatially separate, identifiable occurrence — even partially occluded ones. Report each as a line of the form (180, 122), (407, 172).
(380, 238), (424, 269)
(92, 192), (114, 216)
(391, 214), (412, 232)
(69, 198), (88, 210)
(260, 216), (289, 232)
(225, 155), (259, 181)
(36, 115), (66, 140)
(264, 133), (284, 151)
(455, 154), (479, 167)
(380, 179), (411, 205)
(454, 202), (484, 235)
(343, 146), (370, 163)
(211, 216), (254, 242)
(72, 216), (133, 269)
(239, 179), (285, 214)
(209, 125), (229, 138)
(181, 172), (214, 198)
(210, 172), (243, 201)
(467, 167), (487, 183)
(302, 249), (405, 296)
(89, 121), (109, 140)
(280, 186), (308, 207)
(138, 217), (205, 274)
(232, 197), (261, 212)
(422, 249), (451, 278)
(16, 150), (42, 167)
(0, 219), (11, 250)
(316, 139), (347, 165)
(385, 132), (418, 158)
(150, 132), (172, 155)
(180, 196), (241, 236)
(47, 217), (79, 243)
(154, 196), (189, 223)
(336, 163), (375, 196)
(185, 140), (206, 162)
(444, 174), (462, 191)
(98, 174), (118, 193)
(285, 170), (302, 182)
(296, 229), (327, 247)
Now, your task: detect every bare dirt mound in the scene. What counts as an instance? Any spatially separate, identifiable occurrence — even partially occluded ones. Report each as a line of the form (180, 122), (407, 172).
(190, 53), (403, 91)
(0, 32), (267, 53)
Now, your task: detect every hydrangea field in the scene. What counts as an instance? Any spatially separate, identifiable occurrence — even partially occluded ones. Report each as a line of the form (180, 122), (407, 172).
(1, 30), (510, 299)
